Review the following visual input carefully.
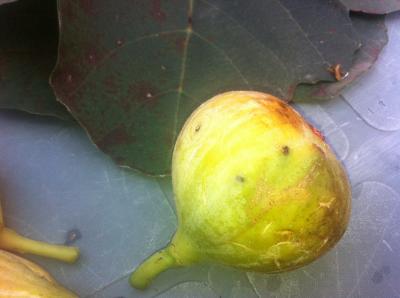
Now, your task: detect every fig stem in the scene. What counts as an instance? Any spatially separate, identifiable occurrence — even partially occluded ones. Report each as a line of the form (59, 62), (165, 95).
(0, 227), (79, 263)
(130, 248), (177, 290)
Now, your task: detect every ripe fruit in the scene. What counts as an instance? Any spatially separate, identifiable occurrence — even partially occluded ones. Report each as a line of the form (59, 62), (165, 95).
(131, 91), (351, 289)
(0, 249), (77, 297)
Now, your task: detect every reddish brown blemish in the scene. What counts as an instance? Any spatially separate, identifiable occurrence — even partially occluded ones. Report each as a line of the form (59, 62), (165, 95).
(85, 45), (104, 66)
(328, 64), (346, 81)
(150, 0), (167, 23)
(286, 85), (297, 100)
(309, 125), (325, 141)
(368, 47), (383, 58)
(311, 86), (328, 98)
(52, 61), (84, 98)
(129, 81), (159, 107)
(175, 36), (186, 55)
(79, 0), (96, 16)
(103, 75), (118, 94)
(61, 1), (77, 21)
(97, 125), (133, 149)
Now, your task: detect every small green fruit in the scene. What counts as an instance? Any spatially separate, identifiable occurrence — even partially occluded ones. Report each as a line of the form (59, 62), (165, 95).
(131, 91), (351, 289)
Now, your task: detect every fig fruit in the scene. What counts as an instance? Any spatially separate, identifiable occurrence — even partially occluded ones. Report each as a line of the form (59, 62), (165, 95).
(0, 249), (77, 297)
(0, 199), (79, 263)
(131, 91), (351, 289)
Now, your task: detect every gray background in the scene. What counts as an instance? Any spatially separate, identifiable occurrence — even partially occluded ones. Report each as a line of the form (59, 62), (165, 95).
(0, 12), (399, 298)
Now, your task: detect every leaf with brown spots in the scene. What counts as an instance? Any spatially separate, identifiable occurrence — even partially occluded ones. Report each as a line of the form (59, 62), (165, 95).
(340, 0), (400, 14)
(51, 0), (362, 175)
(0, 0), (71, 119)
(293, 13), (388, 102)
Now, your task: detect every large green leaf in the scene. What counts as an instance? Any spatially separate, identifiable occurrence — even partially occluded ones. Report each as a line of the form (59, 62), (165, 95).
(51, 0), (360, 175)
(294, 13), (388, 102)
(0, 0), (71, 119)
(341, 0), (400, 14)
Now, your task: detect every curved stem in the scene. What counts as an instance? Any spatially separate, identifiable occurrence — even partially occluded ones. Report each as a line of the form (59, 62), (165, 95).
(130, 248), (177, 290)
(0, 228), (79, 263)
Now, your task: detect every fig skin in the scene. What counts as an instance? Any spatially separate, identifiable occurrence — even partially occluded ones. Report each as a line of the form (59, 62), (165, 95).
(0, 249), (77, 297)
(131, 91), (351, 289)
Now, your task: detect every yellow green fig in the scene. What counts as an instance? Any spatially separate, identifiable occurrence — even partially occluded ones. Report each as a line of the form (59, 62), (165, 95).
(0, 249), (77, 297)
(131, 91), (351, 289)
(0, 200), (79, 263)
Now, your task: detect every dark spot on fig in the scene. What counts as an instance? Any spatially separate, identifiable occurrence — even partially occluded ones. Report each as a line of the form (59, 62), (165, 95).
(372, 271), (383, 284)
(65, 229), (82, 245)
(236, 175), (245, 183)
(195, 124), (201, 132)
(156, 257), (163, 263)
(282, 145), (290, 155)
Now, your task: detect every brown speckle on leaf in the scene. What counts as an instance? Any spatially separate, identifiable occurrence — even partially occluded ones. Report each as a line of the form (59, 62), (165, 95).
(129, 81), (159, 107)
(150, 0), (166, 23)
(103, 75), (118, 94)
(79, 0), (96, 16)
(97, 125), (134, 150)
(175, 37), (186, 55)
(328, 64), (348, 81)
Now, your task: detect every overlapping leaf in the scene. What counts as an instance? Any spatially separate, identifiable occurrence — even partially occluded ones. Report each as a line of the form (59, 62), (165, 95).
(341, 0), (400, 14)
(0, 0), (70, 119)
(51, 0), (361, 175)
(294, 14), (388, 102)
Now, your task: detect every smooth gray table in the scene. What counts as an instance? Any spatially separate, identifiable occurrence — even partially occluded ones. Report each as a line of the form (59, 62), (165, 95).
(0, 12), (399, 298)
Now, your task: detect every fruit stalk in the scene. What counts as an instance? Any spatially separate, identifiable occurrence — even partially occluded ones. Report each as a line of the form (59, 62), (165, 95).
(130, 247), (177, 289)
(131, 232), (198, 289)
(0, 227), (79, 263)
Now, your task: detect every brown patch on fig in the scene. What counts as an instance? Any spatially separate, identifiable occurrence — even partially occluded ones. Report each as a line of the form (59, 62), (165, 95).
(236, 175), (245, 183)
(282, 146), (290, 155)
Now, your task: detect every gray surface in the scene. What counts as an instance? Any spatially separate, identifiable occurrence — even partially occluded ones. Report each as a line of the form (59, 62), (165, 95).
(0, 12), (399, 298)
